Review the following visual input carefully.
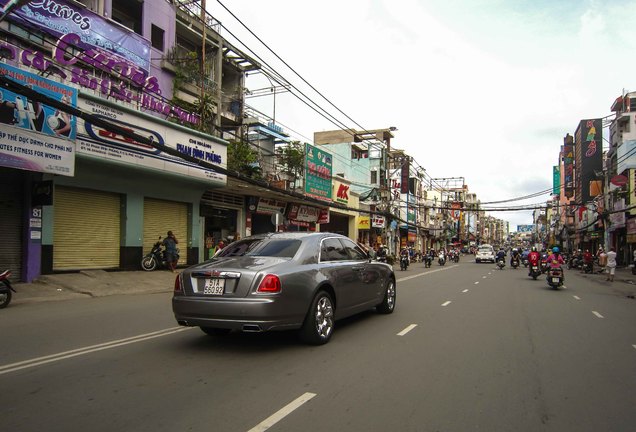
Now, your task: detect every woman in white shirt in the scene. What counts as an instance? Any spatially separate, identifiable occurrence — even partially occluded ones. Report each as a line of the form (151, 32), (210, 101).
(606, 248), (617, 282)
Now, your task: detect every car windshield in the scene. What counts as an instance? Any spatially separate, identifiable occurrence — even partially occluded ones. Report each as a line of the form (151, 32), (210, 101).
(478, 247), (493, 253)
(216, 239), (301, 258)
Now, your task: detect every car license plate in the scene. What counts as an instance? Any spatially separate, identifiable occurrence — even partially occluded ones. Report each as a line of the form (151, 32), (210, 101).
(204, 278), (225, 295)
(552, 277), (559, 283)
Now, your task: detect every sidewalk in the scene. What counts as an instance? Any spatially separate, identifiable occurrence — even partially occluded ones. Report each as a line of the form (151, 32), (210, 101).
(11, 269), (177, 305)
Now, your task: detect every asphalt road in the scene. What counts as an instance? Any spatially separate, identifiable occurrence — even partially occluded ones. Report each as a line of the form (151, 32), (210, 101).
(1, 261), (634, 432)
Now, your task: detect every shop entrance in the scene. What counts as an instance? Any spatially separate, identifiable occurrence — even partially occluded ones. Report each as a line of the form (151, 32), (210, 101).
(201, 205), (238, 258)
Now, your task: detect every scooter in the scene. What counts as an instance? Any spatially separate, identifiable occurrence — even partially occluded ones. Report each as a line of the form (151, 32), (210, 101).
(141, 236), (180, 271)
(438, 254), (446, 266)
(529, 264), (541, 280)
(547, 267), (564, 289)
(511, 258), (520, 269)
(424, 255), (432, 268)
(400, 255), (409, 271)
(497, 259), (505, 270)
(583, 261), (593, 274)
(540, 256), (549, 274)
(0, 270), (16, 309)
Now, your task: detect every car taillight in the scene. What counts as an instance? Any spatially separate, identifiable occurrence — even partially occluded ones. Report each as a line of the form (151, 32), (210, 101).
(257, 274), (281, 293)
(174, 274), (183, 294)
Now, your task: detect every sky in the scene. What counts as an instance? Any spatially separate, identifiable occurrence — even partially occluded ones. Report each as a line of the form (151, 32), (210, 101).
(207, 0), (636, 229)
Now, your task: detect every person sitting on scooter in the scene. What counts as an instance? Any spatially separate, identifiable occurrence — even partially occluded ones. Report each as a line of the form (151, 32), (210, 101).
(527, 247), (541, 275)
(547, 246), (565, 280)
(496, 248), (506, 262)
(510, 248), (521, 266)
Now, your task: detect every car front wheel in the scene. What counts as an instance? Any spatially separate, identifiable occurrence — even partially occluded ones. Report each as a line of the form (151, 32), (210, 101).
(376, 279), (396, 314)
(300, 291), (334, 345)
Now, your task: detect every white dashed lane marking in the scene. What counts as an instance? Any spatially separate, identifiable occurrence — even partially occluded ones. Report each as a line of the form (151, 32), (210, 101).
(573, 295), (581, 300)
(248, 392), (317, 432)
(397, 324), (418, 336)
(462, 289), (469, 293)
(592, 311), (604, 319)
(441, 301), (452, 307)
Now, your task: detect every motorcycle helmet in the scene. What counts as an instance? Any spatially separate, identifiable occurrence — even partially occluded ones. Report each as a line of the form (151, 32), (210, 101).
(552, 246), (560, 253)
(531, 247), (537, 252)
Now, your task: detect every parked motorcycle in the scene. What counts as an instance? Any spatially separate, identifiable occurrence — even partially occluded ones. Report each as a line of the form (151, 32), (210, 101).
(400, 255), (409, 271)
(529, 264), (541, 280)
(0, 270), (16, 309)
(547, 267), (564, 290)
(141, 236), (179, 271)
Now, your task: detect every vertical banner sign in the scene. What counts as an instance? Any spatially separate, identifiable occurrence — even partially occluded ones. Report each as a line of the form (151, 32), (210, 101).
(400, 157), (410, 194)
(305, 143), (332, 201)
(563, 134), (574, 198)
(553, 166), (560, 195)
(579, 119), (603, 203)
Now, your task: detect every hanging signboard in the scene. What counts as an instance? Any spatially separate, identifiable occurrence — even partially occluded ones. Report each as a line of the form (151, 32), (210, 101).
(0, 63), (77, 176)
(305, 143), (332, 201)
(77, 97), (226, 184)
(0, 0), (151, 72)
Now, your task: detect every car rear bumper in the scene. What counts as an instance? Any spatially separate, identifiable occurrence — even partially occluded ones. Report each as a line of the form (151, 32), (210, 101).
(172, 296), (304, 332)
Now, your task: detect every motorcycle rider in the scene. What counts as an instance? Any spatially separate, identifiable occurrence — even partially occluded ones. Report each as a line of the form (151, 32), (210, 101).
(547, 246), (565, 281)
(400, 247), (410, 268)
(510, 248), (521, 267)
(527, 246), (541, 276)
(496, 247), (506, 266)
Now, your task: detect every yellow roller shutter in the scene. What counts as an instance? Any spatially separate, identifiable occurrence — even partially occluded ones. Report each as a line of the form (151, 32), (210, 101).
(143, 198), (188, 265)
(54, 187), (121, 270)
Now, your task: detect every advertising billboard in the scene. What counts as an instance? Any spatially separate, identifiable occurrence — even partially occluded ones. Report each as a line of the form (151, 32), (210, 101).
(575, 119), (603, 203)
(563, 134), (574, 198)
(305, 143), (332, 201)
(0, 63), (77, 176)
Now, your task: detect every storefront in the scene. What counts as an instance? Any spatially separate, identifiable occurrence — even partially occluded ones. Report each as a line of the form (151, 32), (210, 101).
(249, 198), (288, 235)
(200, 190), (244, 260)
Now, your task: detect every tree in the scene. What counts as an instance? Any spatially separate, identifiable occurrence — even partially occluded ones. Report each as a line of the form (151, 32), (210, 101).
(227, 140), (261, 179)
(276, 141), (305, 186)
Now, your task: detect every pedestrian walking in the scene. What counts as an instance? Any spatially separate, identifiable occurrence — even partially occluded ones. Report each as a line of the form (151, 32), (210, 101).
(597, 247), (607, 274)
(606, 247), (617, 282)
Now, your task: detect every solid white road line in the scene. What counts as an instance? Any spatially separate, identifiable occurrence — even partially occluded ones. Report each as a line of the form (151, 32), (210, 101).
(592, 311), (604, 319)
(441, 301), (452, 307)
(397, 324), (418, 336)
(248, 392), (317, 432)
(0, 327), (192, 376)
(573, 295), (581, 300)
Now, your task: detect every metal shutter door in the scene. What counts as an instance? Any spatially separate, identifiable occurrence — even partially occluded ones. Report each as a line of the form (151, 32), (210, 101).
(0, 170), (23, 281)
(53, 187), (121, 270)
(143, 198), (187, 265)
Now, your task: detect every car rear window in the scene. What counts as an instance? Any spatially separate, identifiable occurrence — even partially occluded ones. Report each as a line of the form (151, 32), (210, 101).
(216, 239), (301, 258)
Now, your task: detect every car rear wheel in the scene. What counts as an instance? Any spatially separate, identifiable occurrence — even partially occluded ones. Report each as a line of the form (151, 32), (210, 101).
(376, 279), (396, 314)
(200, 327), (232, 336)
(300, 291), (334, 345)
